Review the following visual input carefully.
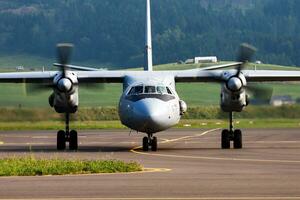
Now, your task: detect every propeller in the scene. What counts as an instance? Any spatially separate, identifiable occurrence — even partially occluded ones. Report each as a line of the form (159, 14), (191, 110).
(211, 43), (273, 102)
(24, 43), (74, 95)
(246, 83), (273, 104)
(24, 43), (105, 96)
(56, 43), (74, 77)
(236, 43), (257, 76)
(222, 43), (256, 93)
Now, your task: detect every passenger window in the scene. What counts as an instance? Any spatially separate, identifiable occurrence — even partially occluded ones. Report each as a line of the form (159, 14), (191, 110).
(145, 86), (156, 93)
(166, 87), (173, 95)
(157, 86), (167, 94)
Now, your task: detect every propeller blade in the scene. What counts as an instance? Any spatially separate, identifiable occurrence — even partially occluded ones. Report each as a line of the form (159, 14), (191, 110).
(246, 83), (273, 104)
(24, 83), (53, 96)
(236, 43), (257, 76)
(56, 43), (74, 76)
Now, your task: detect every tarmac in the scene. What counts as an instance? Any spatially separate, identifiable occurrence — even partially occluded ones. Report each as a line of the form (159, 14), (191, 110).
(0, 128), (300, 199)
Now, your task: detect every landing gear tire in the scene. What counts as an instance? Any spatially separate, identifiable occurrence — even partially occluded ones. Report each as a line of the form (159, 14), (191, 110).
(221, 129), (230, 149)
(233, 129), (242, 149)
(69, 130), (78, 150)
(221, 112), (243, 149)
(151, 137), (157, 152)
(57, 130), (66, 150)
(143, 137), (149, 151)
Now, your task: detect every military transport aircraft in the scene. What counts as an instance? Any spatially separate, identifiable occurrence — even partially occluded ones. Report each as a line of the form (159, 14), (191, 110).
(1, 0), (300, 151)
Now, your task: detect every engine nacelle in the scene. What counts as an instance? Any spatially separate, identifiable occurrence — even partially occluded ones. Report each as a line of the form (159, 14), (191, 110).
(50, 71), (79, 113)
(53, 71), (78, 95)
(220, 72), (248, 112)
(220, 88), (248, 112)
(179, 100), (187, 115)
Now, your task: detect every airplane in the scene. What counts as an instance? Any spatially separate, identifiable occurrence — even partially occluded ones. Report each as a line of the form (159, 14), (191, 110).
(1, 0), (300, 151)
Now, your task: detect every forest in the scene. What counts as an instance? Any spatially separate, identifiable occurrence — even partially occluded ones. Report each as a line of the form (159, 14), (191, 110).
(0, 0), (300, 68)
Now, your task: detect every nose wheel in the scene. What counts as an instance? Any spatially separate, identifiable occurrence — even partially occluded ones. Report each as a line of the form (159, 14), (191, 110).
(221, 112), (242, 149)
(142, 134), (157, 151)
(57, 113), (78, 150)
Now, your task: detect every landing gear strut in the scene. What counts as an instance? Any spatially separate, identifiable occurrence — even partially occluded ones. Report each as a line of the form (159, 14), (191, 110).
(221, 112), (242, 149)
(142, 133), (157, 152)
(57, 113), (78, 150)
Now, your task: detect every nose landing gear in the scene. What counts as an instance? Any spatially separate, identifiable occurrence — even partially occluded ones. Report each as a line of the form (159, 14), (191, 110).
(57, 113), (78, 150)
(221, 112), (243, 149)
(142, 133), (157, 151)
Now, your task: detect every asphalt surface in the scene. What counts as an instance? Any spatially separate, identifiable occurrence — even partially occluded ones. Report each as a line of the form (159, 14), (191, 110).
(0, 128), (300, 199)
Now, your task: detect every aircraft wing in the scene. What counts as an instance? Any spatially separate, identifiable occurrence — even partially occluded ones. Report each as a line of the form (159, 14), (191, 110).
(76, 69), (300, 83)
(186, 62), (242, 71)
(0, 71), (56, 83)
(1, 69), (300, 84)
(243, 70), (300, 82)
(0, 71), (126, 83)
(174, 69), (300, 82)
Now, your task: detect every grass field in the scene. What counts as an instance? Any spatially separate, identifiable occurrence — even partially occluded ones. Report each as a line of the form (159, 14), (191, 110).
(0, 105), (298, 130)
(0, 157), (142, 176)
(0, 54), (300, 108)
(0, 82), (299, 108)
(0, 119), (299, 130)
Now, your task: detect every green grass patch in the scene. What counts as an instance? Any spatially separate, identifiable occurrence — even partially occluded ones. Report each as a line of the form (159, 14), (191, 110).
(177, 119), (300, 129)
(0, 156), (142, 176)
(0, 121), (125, 131)
(0, 119), (299, 130)
(0, 81), (299, 107)
(0, 105), (300, 122)
(0, 60), (299, 108)
(1, 81), (299, 107)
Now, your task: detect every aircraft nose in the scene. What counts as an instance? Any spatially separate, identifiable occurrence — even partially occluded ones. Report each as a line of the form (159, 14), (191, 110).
(133, 99), (170, 132)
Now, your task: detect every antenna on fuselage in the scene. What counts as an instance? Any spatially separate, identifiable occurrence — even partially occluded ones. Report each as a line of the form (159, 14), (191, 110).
(144, 0), (153, 71)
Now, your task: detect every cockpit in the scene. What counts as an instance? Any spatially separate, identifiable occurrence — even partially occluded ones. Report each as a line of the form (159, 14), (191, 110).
(125, 85), (175, 102)
(127, 85), (173, 96)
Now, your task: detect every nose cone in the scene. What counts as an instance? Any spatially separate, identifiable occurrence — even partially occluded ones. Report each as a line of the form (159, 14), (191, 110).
(132, 99), (171, 133)
(227, 77), (242, 92)
(58, 78), (72, 92)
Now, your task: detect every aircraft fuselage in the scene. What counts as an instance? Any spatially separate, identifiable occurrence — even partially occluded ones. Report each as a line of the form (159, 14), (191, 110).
(118, 75), (182, 134)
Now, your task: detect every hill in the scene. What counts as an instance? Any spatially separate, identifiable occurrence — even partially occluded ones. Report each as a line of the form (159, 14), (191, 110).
(0, 0), (300, 68)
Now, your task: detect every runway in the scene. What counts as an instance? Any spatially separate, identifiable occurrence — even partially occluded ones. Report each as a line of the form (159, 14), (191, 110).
(0, 128), (300, 199)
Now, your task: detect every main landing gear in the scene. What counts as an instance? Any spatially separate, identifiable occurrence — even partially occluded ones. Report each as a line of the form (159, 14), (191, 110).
(221, 112), (242, 149)
(142, 133), (157, 151)
(57, 113), (78, 150)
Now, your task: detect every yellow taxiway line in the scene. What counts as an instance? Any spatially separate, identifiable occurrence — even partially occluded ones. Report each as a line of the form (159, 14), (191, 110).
(131, 128), (300, 164)
(131, 128), (220, 153)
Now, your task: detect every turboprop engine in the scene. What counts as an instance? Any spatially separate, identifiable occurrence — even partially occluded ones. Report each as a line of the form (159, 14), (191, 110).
(218, 43), (257, 113)
(220, 72), (248, 112)
(49, 71), (79, 113)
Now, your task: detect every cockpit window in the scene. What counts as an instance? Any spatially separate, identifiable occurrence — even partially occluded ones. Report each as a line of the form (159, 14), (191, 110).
(128, 85), (143, 95)
(166, 87), (173, 94)
(144, 86), (156, 93)
(157, 86), (167, 94)
(127, 85), (173, 96)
